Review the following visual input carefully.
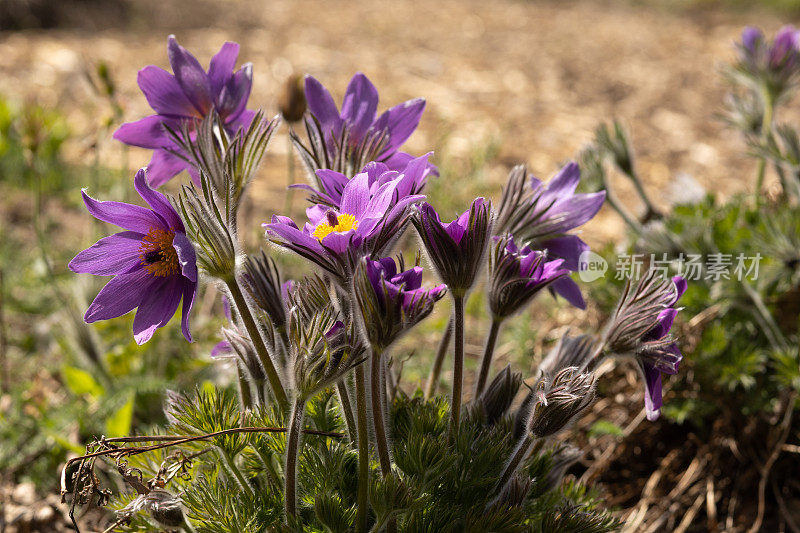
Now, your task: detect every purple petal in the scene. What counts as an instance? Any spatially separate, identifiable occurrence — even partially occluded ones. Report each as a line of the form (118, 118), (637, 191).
(540, 235), (590, 272)
(167, 35), (213, 115)
(211, 340), (233, 358)
(549, 276), (585, 309)
(84, 267), (154, 322)
(320, 231), (353, 254)
(146, 149), (190, 188)
(217, 64), (252, 120)
(340, 172), (372, 217)
(646, 308), (679, 341)
(314, 169), (350, 204)
(340, 73), (379, 140)
(82, 190), (164, 234)
(641, 362), (663, 421)
(172, 232), (197, 283)
(540, 162), (581, 204)
(266, 217), (325, 254)
(305, 75), (343, 136)
(207, 41), (239, 96)
(137, 66), (198, 117)
(375, 98), (426, 156)
(742, 26), (764, 53)
(69, 231), (144, 276)
(113, 115), (171, 149)
(133, 276), (183, 344)
(672, 276), (688, 301)
(180, 280), (196, 343)
(134, 168), (184, 230)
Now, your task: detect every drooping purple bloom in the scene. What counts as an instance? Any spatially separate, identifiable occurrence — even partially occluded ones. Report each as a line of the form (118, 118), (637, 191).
(412, 198), (493, 296)
(304, 72), (436, 174)
(637, 276), (687, 421)
(357, 257), (446, 349)
(265, 169), (424, 280)
(489, 235), (579, 318)
(69, 168), (197, 344)
(114, 36), (254, 187)
(294, 152), (433, 209)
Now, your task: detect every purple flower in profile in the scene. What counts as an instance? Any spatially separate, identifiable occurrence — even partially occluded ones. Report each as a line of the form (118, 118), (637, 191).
(69, 168), (197, 344)
(489, 236), (578, 318)
(114, 35), (254, 187)
(356, 257), (446, 349)
(294, 152), (433, 209)
(265, 170), (424, 279)
(499, 162), (605, 270)
(412, 198), (493, 296)
(638, 276), (686, 421)
(304, 72), (436, 174)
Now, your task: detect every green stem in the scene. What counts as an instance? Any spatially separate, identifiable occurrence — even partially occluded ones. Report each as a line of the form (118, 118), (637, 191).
(236, 363), (253, 409)
(496, 435), (532, 493)
(337, 379), (358, 442)
(474, 318), (503, 397)
(451, 294), (465, 434)
(284, 397), (306, 521)
(628, 168), (661, 222)
(370, 347), (392, 476)
(225, 279), (289, 410)
(424, 315), (452, 399)
(354, 365), (370, 533)
(218, 447), (254, 499)
(755, 85), (774, 200)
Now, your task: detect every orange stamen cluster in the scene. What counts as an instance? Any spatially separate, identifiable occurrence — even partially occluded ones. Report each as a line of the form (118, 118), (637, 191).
(312, 213), (358, 241)
(139, 227), (180, 277)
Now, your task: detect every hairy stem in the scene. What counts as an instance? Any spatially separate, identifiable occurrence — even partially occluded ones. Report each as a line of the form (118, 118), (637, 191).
(370, 347), (392, 476)
(225, 278), (289, 410)
(424, 316), (452, 399)
(337, 379), (358, 442)
(755, 84), (774, 200)
(355, 365), (370, 532)
(451, 294), (465, 433)
(474, 318), (503, 397)
(284, 397), (306, 521)
(235, 363), (253, 409)
(217, 447), (254, 499)
(496, 435), (533, 493)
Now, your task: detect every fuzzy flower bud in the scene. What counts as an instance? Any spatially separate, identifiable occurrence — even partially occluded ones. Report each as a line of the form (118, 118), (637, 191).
(279, 74), (307, 123)
(525, 368), (595, 438)
(479, 364), (523, 426)
(242, 250), (291, 330)
(413, 197), (493, 297)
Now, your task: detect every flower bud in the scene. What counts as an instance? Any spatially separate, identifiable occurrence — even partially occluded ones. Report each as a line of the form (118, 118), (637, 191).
(242, 250), (290, 329)
(279, 74), (307, 123)
(479, 364), (522, 426)
(526, 368), (595, 438)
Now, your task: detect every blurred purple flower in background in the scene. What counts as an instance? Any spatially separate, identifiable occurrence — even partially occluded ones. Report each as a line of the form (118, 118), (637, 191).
(114, 36), (254, 187)
(69, 169), (197, 344)
(638, 276), (687, 421)
(737, 25), (800, 97)
(305, 72), (435, 174)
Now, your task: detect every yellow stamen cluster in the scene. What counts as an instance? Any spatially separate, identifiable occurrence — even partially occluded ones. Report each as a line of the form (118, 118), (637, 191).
(312, 213), (358, 241)
(139, 227), (180, 277)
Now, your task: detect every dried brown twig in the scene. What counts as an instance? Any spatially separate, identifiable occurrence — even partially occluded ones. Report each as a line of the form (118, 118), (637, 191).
(61, 426), (344, 532)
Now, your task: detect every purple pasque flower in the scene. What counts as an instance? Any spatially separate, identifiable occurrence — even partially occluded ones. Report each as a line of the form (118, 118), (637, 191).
(637, 276), (686, 421)
(304, 72), (436, 174)
(69, 168), (197, 344)
(293, 152), (433, 209)
(114, 35), (254, 188)
(737, 26), (800, 97)
(356, 256), (446, 349)
(498, 162), (605, 271)
(489, 235), (577, 318)
(265, 169), (424, 280)
(412, 197), (493, 296)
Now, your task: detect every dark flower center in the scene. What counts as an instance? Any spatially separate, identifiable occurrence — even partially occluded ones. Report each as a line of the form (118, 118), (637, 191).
(139, 227), (180, 277)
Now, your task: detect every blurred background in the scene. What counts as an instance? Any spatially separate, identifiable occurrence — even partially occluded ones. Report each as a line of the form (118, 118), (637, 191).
(2, 0), (800, 531)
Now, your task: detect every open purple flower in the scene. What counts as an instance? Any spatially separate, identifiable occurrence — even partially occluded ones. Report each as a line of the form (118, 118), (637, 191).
(489, 236), (576, 318)
(304, 72), (436, 174)
(638, 276), (687, 421)
(69, 168), (197, 344)
(413, 198), (493, 296)
(294, 152), (432, 209)
(265, 169), (424, 280)
(114, 36), (254, 187)
(356, 257), (446, 349)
